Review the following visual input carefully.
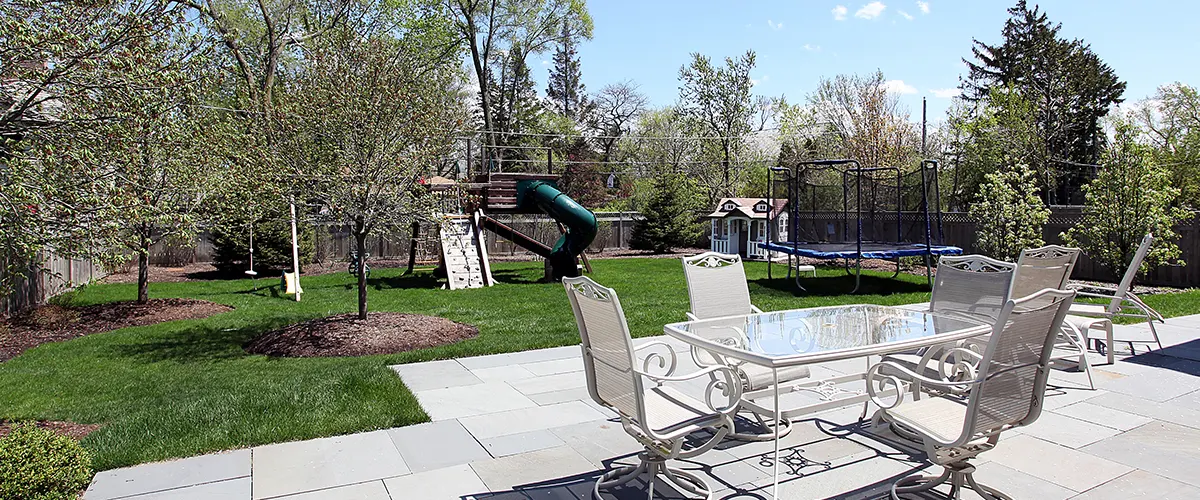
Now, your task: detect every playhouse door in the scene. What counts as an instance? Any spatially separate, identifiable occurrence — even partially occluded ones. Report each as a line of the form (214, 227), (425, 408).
(727, 220), (741, 255)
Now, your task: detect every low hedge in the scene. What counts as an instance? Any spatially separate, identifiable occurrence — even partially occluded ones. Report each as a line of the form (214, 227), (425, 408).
(0, 423), (93, 500)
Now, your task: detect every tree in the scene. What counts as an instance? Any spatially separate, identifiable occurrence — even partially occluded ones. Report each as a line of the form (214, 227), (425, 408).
(948, 87), (1043, 209)
(963, 0), (1125, 202)
(277, 20), (463, 319)
(211, 204), (315, 274)
(588, 81), (647, 162)
(969, 163), (1049, 261)
(0, 0), (197, 294)
(1133, 83), (1200, 207)
(545, 21), (588, 120)
(621, 107), (700, 176)
(677, 50), (756, 200)
(447, 0), (591, 149)
(1063, 118), (1190, 278)
(808, 71), (919, 171)
(630, 172), (702, 253)
(485, 42), (545, 169)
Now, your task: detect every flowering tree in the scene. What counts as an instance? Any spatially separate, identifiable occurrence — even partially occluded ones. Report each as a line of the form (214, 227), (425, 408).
(969, 162), (1049, 261)
(275, 16), (464, 318)
(1063, 118), (1191, 277)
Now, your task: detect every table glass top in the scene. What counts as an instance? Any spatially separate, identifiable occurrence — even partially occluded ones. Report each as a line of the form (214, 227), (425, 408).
(665, 305), (989, 359)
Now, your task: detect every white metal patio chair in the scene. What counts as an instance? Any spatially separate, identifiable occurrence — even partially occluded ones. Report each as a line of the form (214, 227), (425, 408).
(876, 255), (1017, 397)
(564, 276), (742, 500)
(681, 252), (811, 440)
(1013, 245), (1094, 389)
(1068, 233), (1166, 364)
(867, 288), (1077, 500)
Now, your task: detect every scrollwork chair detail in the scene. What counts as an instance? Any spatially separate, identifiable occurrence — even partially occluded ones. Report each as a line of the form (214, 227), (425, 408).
(868, 288), (1077, 500)
(564, 276), (741, 500)
(681, 252), (811, 441)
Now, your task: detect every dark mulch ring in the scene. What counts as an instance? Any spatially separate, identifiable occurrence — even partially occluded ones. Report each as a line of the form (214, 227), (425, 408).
(0, 298), (234, 362)
(245, 312), (478, 358)
(0, 420), (102, 441)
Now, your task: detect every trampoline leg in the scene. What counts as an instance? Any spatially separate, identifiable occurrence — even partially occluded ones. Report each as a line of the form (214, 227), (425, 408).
(852, 258), (862, 294)
(891, 257), (901, 278)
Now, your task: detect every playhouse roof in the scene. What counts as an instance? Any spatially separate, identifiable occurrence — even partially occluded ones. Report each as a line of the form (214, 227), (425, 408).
(706, 198), (787, 220)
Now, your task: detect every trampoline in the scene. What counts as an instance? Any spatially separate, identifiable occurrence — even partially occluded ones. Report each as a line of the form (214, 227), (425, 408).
(761, 242), (962, 261)
(765, 159), (953, 293)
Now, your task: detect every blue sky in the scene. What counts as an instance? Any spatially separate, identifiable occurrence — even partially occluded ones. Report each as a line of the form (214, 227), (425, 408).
(527, 0), (1200, 124)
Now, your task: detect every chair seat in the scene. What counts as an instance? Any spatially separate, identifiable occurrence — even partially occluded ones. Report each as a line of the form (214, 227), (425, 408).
(1069, 303), (1109, 317)
(640, 386), (725, 437)
(886, 396), (969, 444)
(1066, 314), (1111, 331)
(739, 363), (811, 391)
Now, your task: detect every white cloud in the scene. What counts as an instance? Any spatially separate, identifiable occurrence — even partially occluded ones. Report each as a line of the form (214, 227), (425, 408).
(929, 87), (960, 98)
(750, 78), (759, 87)
(916, 1), (930, 14)
(882, 79), (917, 95)
(761, 74), (770, 82)
(899, 10), (914, 20)
(541, 60), (549, 65)
(803, 43), (821, 52)
(855, 2), (886, 19)
(767, 19), (784, 31)
(832, 5), (848, 20)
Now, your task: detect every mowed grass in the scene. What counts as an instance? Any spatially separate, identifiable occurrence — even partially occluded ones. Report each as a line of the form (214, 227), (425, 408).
(0, 257), (1194, 470)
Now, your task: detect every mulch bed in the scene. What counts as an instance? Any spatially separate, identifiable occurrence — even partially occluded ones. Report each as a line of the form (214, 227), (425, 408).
(244, 312), (478, 358)
(0, 420), (101, 441)
(0, 298), (233, 362)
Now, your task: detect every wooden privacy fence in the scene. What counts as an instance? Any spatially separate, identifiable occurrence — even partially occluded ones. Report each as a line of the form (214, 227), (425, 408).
(787, 207), (1199, 287)
(1, 252), (106, 315)
(146, 212), (643, 267)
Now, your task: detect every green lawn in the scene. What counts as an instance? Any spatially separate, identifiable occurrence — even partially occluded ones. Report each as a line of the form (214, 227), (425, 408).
(0, 257), (1192, 470)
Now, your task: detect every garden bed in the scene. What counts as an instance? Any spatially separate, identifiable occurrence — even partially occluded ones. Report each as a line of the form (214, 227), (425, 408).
(0, 420), (100, 441)
(244, 312), (478, 358)
(0, 298), (233, 361)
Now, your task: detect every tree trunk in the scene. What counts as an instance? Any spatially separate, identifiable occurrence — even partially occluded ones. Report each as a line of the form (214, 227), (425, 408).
(137, 237), (150, 305)
(355, 226), (368, 320)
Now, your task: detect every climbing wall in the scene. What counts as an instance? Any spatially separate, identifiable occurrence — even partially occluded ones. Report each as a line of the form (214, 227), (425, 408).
(439, 215), (494, 290)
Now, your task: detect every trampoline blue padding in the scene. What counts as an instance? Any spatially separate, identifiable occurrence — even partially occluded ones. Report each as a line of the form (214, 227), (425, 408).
(760, 242), (963, 260)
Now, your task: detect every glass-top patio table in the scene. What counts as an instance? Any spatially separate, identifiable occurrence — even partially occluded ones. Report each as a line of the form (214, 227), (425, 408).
(663, 304), (991, 498)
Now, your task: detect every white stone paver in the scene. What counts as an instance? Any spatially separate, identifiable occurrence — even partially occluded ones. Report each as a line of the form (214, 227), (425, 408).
(85, 450), (250, 500)
(251, 431), (409, 500)
(381, 464), (488, 500)
(1052, 401), (1155, 431)
(85, 313), (1200, 500)
(412, 381), (537, 420)
(273, 480), (390, 500)
(388, 359), (480, 392)
(458, 400), (605, 440)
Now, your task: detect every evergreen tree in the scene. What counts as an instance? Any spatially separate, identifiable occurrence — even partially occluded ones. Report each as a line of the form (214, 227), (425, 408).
(546, 22), (589, 121)
(485, 44), (544, 170)
(963, 0), (1125, 203)
(630, 172), (702, 253)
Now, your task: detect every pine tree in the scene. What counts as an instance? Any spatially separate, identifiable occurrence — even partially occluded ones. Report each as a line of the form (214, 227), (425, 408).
(546, 22), (588, 121)
(963, 0), (1125, 203)
(485, 45), (544, 169)
(630, 173), (702, 253)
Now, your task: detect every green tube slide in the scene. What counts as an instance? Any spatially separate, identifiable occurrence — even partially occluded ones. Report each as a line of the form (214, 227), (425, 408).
(516, 179), (598, 280)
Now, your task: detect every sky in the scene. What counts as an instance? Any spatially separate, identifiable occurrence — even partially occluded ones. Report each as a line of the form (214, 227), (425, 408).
(526, 0), (1200, 125)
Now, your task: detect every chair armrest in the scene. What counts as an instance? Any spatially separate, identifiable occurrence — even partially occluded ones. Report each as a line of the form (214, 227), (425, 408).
(866, 360), (981, 409)
(636, 364), (743, 416)
(750, 305), (764, 314)
(1074, 291), (1120, 301)
(634, 341), (679, 378)
(1124, 292), (1165, 322)
(685, 312), (700, 321)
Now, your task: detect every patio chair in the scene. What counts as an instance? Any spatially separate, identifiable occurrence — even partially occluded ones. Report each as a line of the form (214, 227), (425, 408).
(564, 276), (741, 500)
(1067, 233), (1165, 364)
(876, 255), (1017, 398)
(1013, 245), (1094, 389)
(681, 252), (810, 440)
(866, 288), (1076, 500)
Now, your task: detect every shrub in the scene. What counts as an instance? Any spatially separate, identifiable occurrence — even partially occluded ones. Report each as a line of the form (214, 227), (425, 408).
(630, 172), (702, 253)
(969, 162), (1049, 261)
(0, 423), (93, 500)
(1063, 118), (1191, 277)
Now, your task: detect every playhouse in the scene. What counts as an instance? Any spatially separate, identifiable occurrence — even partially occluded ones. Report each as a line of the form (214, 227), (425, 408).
(706, 197), (788, 261)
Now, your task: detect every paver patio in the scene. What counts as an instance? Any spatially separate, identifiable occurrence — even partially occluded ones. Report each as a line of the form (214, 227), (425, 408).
(85, 314), (1200, 499)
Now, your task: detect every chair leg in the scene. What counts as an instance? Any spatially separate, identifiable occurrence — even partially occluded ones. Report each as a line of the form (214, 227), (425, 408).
(1105, 322), (1115, 365)
(594, 450), (714, 500)
(892, 462), (1013, 500)
(729, 411), (792, 441)
(1149, 319), (1164, 352)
